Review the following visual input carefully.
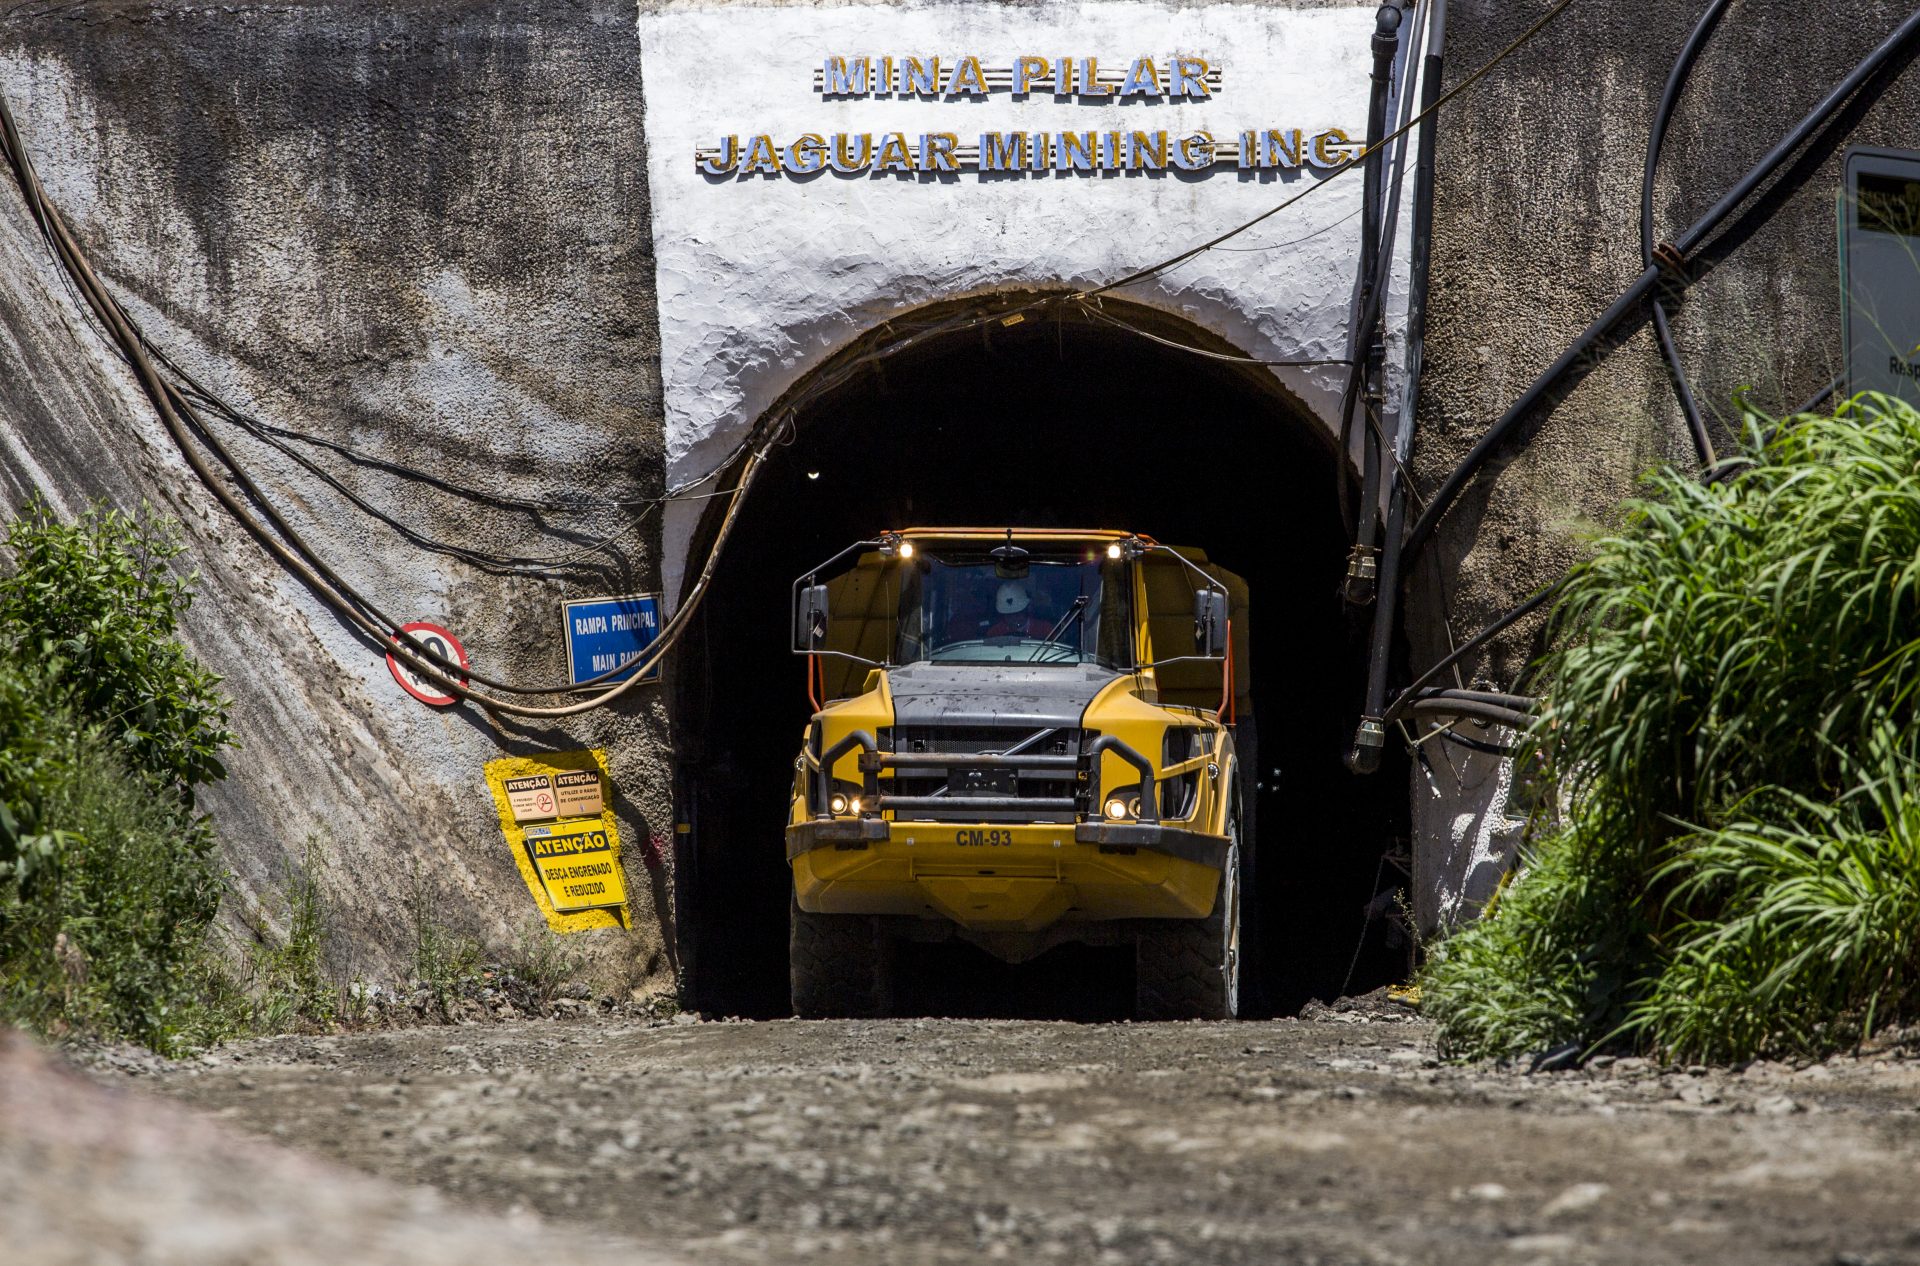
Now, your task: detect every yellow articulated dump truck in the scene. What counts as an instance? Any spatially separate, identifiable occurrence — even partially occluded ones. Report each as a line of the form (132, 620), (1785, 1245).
(786, 527), (1251, 1020)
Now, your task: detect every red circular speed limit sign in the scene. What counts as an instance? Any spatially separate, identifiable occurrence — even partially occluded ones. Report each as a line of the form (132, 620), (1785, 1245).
(387, 621), (470, 707)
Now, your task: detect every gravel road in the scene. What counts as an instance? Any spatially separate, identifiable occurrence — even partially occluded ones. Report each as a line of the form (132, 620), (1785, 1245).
(106, 1001), (1920, 1265)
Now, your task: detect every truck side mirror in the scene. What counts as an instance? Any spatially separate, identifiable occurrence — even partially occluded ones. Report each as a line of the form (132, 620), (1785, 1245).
(1193, 590), (1228, 657)
(795, 583), (830, 650)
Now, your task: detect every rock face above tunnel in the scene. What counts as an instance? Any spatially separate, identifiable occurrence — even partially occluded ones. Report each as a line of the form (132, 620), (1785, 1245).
(0, 1), (676, 987)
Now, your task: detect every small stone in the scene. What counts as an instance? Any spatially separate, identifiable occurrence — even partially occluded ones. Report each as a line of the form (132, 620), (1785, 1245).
(1540, 1182), (1609, 1218)
(1466, 1183), (1510, 1201)
(1754, 1094), (1803, 1116)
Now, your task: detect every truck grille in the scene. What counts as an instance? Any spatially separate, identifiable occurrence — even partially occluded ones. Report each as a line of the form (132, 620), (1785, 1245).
(879, 726), (1087, 824)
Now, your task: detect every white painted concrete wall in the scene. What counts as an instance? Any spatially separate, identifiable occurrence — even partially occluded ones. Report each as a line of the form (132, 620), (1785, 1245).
(637, 0), (1403, 605)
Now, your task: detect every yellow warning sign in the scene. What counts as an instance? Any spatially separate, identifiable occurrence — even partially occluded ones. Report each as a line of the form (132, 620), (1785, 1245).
(524, 820), (623, 913)
(484, 750), (629, 932)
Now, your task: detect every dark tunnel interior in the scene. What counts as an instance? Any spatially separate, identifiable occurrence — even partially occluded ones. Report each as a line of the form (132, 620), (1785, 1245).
(670, 303), (1411, 1019)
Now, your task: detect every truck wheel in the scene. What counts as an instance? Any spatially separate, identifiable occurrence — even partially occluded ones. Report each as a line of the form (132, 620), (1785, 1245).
(1134, 813), (1242, 1021)
(789, 898), (895, 1019)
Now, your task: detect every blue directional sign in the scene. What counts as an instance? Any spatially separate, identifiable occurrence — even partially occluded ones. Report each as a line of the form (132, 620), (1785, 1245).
(563, 593), (663, 688)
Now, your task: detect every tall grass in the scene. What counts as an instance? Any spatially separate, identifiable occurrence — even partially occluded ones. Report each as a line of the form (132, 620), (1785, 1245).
(0, 502), (239, 1052)
(1424, 397), (1920, 1062)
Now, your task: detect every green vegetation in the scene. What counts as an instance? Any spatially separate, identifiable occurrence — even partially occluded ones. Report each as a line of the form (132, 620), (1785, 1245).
(404, 864), (489, 1020)
(243, 836), (349, 1034)
(0, 501), (237, 1053)
(0, 501), (593, 1051)
(1424, 398), (1920, 1063)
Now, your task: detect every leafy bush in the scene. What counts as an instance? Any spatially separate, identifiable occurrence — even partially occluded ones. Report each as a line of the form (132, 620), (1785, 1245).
(1423, 397), (1920, 1062)
(0, 501), (230, 797)
(0, 500), (238, 1052)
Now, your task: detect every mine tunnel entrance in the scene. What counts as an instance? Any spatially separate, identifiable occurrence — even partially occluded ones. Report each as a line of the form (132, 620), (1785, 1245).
(671, 299), (1409, 1019)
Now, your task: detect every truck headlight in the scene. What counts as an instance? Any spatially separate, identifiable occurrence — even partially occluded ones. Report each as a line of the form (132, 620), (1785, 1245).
(1102, 792), (1142, 821)
(830, 791), (850, 815)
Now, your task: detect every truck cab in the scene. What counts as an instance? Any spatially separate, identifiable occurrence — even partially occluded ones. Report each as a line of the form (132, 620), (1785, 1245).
(786, 528), (1251, 1020)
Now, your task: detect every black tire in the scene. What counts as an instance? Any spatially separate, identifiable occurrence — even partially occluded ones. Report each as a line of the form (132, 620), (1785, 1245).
(789, 897), (895, 1018)
(1134, 807), (1242, 1021)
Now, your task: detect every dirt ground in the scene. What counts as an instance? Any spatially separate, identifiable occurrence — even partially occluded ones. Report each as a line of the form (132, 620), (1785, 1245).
(70, 996), (1914, 1266)
(0, 1030), (680, 1266)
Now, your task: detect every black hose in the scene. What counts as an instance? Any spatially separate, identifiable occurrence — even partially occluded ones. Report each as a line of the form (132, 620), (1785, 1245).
(1340, 3), (1407, 548)
(1643, 0), (1735, 468)
(1414, 686), (1538, 713)
(1795, 371), (1842, 415)
(1437, 727), (1518, 757)
(1405, 6), (1920, 565)
(1650, 300), (1713, 463)
(1351, 0), (1445, 772)
(1405, 698), (1535, 730)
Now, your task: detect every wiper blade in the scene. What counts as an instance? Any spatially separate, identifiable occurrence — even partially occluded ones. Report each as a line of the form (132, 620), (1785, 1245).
(1028, 595), (1091, 661)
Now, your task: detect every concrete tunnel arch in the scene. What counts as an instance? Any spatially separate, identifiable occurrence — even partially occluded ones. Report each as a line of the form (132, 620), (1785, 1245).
(666, 294), (1411, 1019)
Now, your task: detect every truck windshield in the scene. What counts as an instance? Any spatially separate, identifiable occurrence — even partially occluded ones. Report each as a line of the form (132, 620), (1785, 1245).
(894, 550), (1132, 669)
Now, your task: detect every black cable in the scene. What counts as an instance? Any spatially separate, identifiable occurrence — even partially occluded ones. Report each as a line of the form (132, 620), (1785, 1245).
(1339, 2), (1409, 546)
(201, 409), (640, 576)
(1405, 6), (1920, 565)
(1382, 580), (1564, 726)
(1079, 0), (1580, 301)
(1794, 371), (1842, 415)
(0, 88), (763, 711)
(1438, 727), (1518, 757)
(1350, 0), (1447, 772)
(164, 366), (601, 514)
(1643, 0), (1734, 468)
(1071, 300), (1353, 366)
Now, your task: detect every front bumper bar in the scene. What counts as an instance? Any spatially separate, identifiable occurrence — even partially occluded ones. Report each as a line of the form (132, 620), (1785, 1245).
(785, 817), (1228, 866)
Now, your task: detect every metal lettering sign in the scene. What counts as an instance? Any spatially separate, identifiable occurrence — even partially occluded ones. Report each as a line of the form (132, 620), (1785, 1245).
(694, 53), (1357, 179)
(563, 594), (662, 688)
(1843, 147), (1920, 404)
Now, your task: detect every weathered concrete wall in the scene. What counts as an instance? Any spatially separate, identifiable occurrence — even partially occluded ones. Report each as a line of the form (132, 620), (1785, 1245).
(0, 0), (676, 988)
(1409, 0), (1920, 923)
